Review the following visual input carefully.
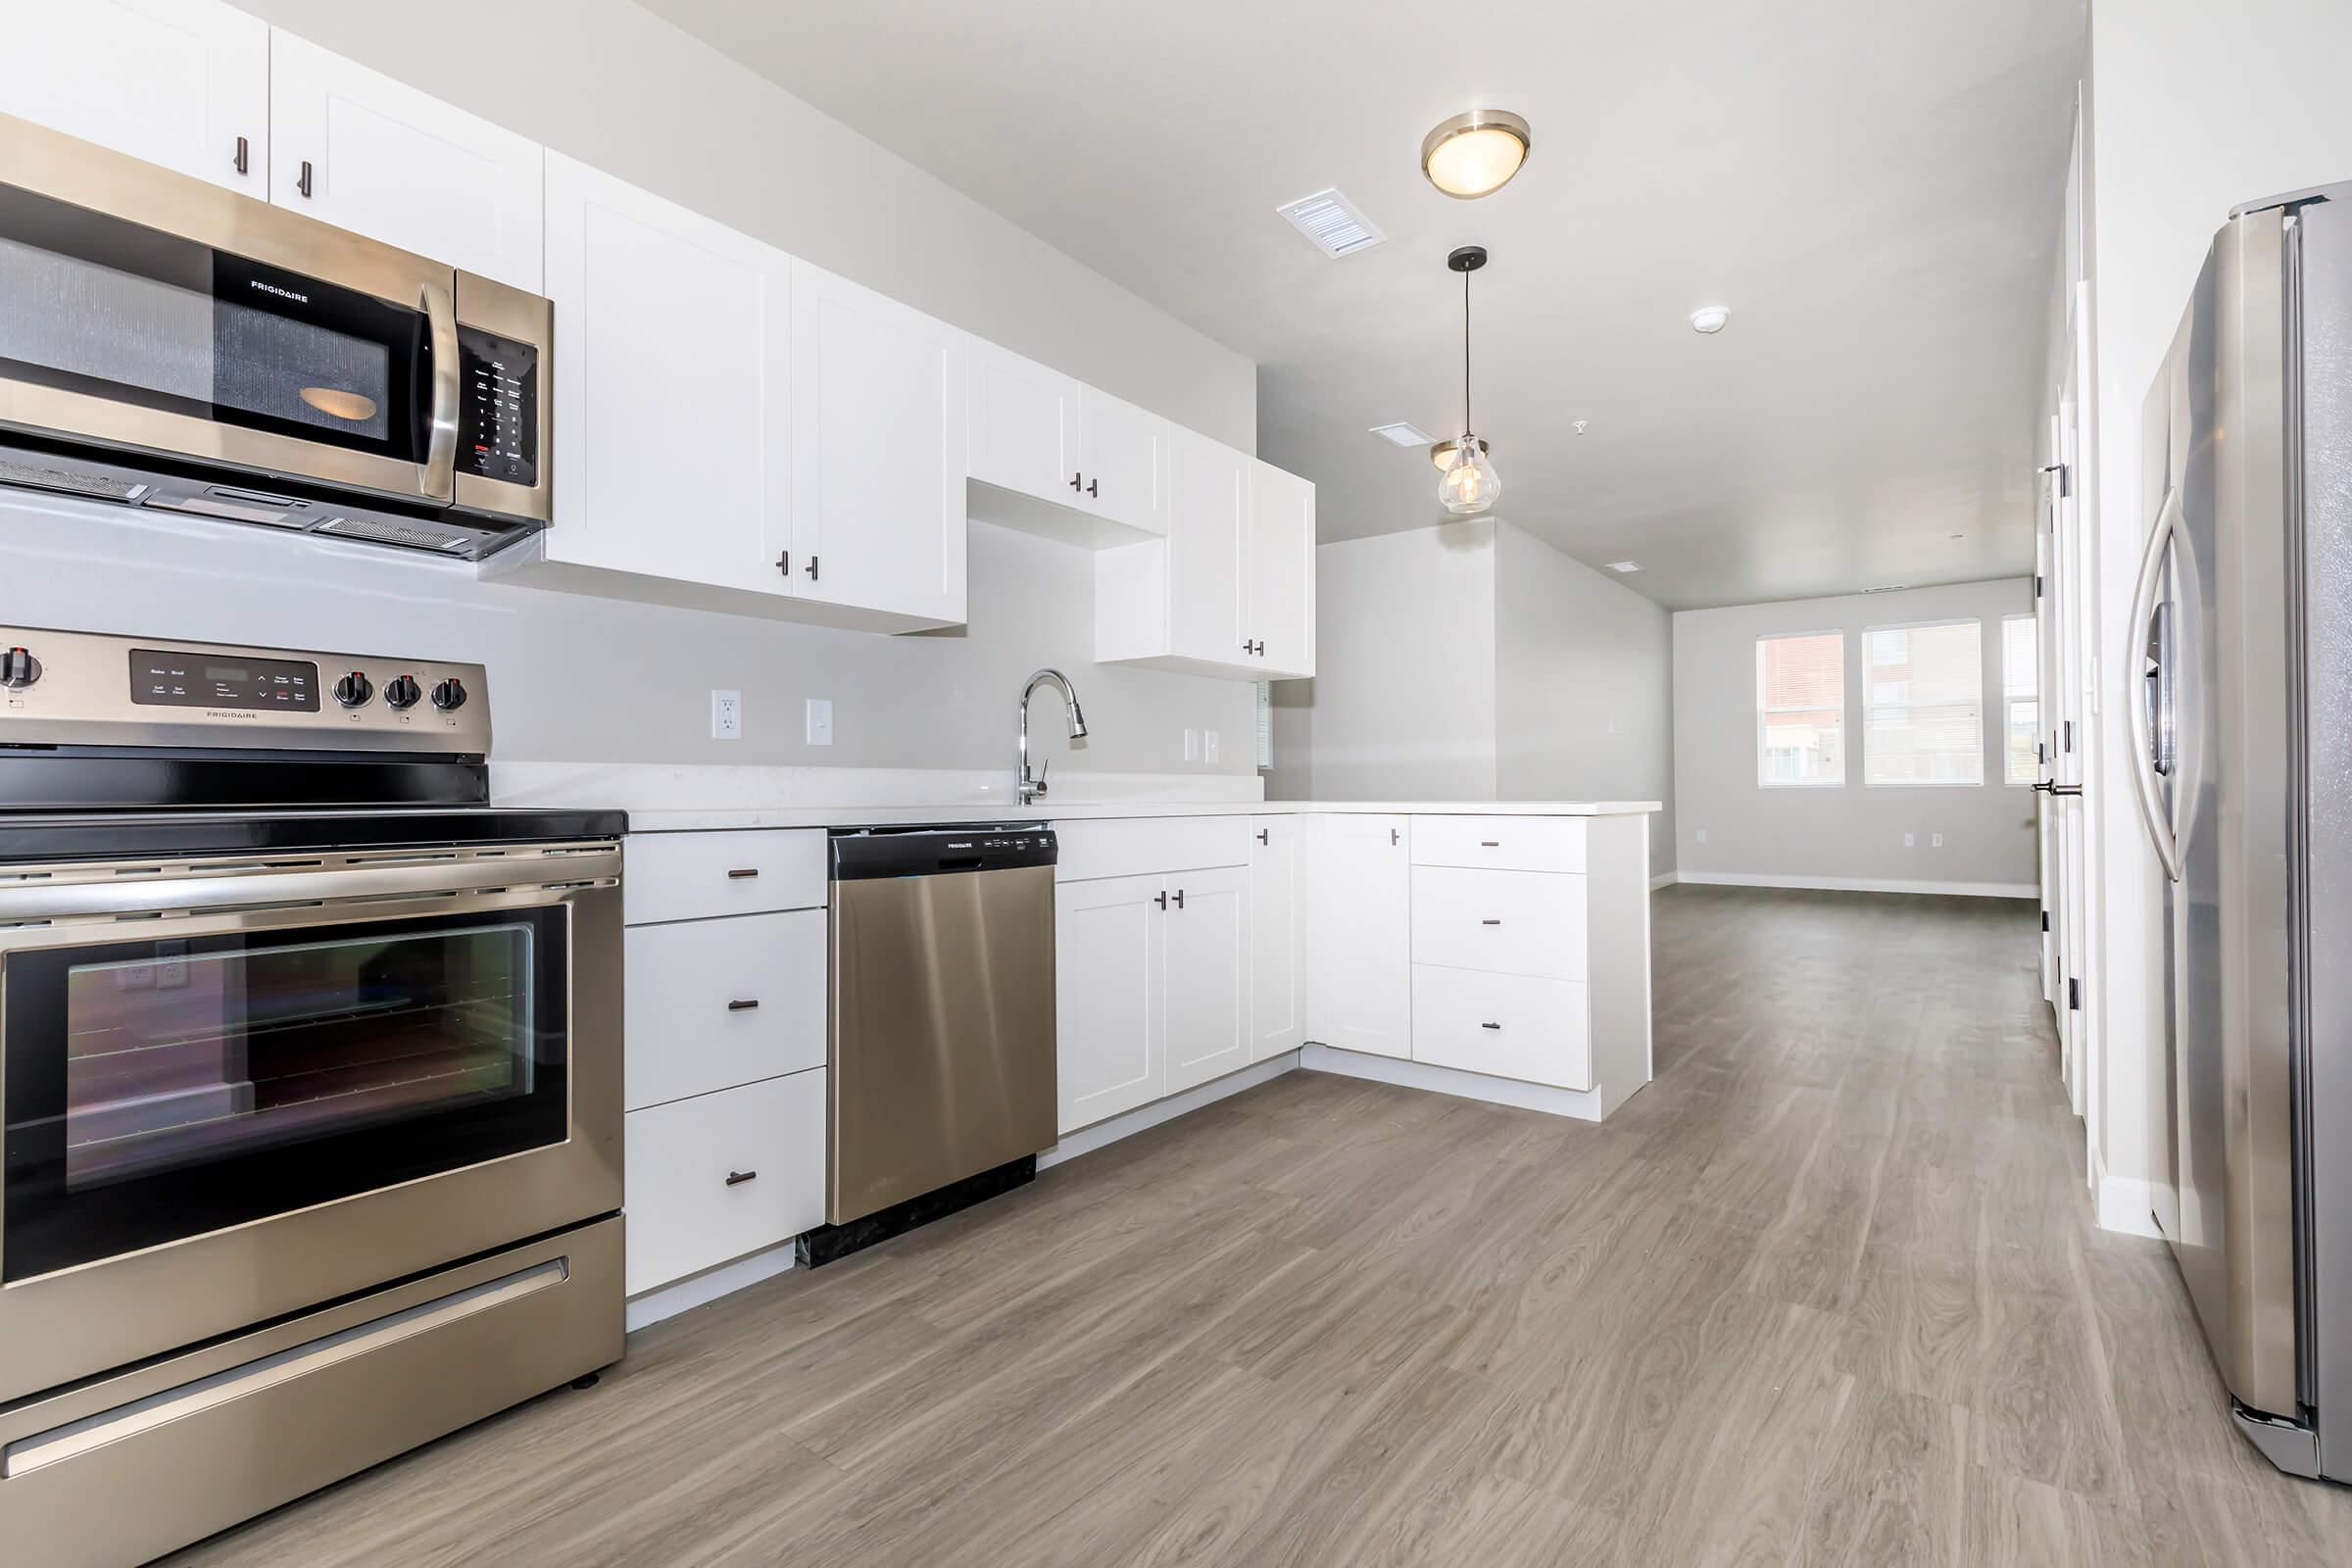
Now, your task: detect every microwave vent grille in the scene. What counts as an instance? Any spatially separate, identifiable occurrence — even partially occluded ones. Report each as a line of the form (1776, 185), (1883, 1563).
(0, 456), (147, 503)
(314, 515), (474, 553)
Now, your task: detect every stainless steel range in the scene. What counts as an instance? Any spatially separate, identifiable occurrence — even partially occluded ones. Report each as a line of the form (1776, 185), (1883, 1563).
(0, 627), (624, 1566)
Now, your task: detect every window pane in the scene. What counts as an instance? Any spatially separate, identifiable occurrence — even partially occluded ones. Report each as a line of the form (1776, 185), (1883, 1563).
(2006, 699), (2039, 786)
(2002, 616), (2038, 700)
(1757, 633), (1844, 786)
(2002, 617), (2038, 782)
(1864, 620), (1979, 706)
(1862, 620), (1984, 785)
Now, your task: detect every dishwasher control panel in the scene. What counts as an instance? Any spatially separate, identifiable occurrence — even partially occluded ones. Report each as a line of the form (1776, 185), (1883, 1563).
(829, 823), (1056, 881)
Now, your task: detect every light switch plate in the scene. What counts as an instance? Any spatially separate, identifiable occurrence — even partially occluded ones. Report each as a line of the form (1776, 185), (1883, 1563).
(1902, 832), (1915, 848)
(1184, 728), (1200, 762)
(806, 698), (834, 746)
(710, 690), (743, 741)
(1203, 729), (1220, 764)
(1931, 832), (1943, 848)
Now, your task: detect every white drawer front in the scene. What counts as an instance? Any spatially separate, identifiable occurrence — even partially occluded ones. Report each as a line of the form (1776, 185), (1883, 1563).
(1410, 814), (1587, 874)
(623, 1070), (824, 1295)
(1410, 964), (1592, 1090)
(625, 829), (827, 925)
(1410, 866), (1588, 980)
(1054, 815), (1253, 882)
(625, 910), (826, 1110)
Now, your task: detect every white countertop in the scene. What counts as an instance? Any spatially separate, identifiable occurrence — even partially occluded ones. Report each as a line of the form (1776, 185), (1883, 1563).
(616, 800), (1663, 833)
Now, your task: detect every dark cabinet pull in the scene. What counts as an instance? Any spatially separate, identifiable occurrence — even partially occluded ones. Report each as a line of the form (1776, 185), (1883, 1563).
(1390, 828), (1400, 846)
(726, 999), (760, 1011)
(724, 1170), (758, 1187)
(806, 555), (820, 581)
(1070, 471), (1084, 492)
(1480, 840), (1500, 848)
(1256, 828), (1269, 846)
(776, 551), (790, 575)
(1481, 918), (1502, 926)
(1155, 890), (1168, 910)
(1087, 477), (1099, 498)
(1481, 1022), (1502, 1030)
(234, 135), (249, 175)
(1172, 888), (1185, 909)
(297, 159), (314, 198)
(726, 867), (760, 879)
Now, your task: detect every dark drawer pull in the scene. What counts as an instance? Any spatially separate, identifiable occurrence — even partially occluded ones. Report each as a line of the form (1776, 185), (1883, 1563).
(724, 1169), (759, 1187)
(1480, 840), (1500, 848)
(726, 999), (760, 1011)
(726, 867), (760, 879)
(1481, 1021), (1502, 1030)
(1481, 918), (1502, 926)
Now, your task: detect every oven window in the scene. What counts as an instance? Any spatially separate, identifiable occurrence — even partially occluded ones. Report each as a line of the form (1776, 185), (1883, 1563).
(0, 182), (427, 461)
(4, 908), (567, 1283)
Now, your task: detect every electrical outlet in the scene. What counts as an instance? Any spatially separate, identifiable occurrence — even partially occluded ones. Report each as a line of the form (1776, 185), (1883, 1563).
(1932, 832), (1944, 848)
(1695, 828), (1707, 844)
(1203, 729), (1220, 764)
(805, 698), (833, 746)
(710, 690), (743, 741)
(1184, 728), (1200, 762)
(154, 938), (188, 990)
(1903, 832), (1915, 848)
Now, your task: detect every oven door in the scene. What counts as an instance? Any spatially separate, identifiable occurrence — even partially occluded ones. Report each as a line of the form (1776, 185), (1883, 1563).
(0, 111), (458, 508)
(0, 842), (620, 1405)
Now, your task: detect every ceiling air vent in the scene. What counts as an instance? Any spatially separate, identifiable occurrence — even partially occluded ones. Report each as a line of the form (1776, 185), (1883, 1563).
(1276, 188), (1386, 258)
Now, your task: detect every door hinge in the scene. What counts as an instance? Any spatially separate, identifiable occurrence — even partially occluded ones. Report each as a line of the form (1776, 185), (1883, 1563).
(2035, 574), (2044, 599)
(2063, 719), (2074, 753)
(2040, 909), (2050, 933)
(2039, 461), (2071, 498)
(2069, 977), (2082, 1011)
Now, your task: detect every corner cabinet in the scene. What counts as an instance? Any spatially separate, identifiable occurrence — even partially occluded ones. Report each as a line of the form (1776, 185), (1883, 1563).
(1094, 431), (1315, 680)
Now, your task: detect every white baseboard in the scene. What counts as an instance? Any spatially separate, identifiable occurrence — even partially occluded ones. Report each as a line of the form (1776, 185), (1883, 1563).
(1675, 870), (2037, 900)
(625, 1239), (799, 1334)
(1649, 870), (1679, 891)
(1039, 1052), (1299, 1170)
(1298, 1043), (1607, 1122)
(2093, 1150), (2164, 1239)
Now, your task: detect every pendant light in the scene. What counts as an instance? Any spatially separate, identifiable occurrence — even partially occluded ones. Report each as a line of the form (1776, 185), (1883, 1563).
(1436, 246), (1501, 514)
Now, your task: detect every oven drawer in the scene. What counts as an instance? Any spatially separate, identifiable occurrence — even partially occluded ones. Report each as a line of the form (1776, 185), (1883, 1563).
(1409, 865), (1588, 980)
(624, 910), (825, 1110)
(623, 829), (827, 925)
(623, 1070), (824, 1295)
(0, 1218), (619, 1568)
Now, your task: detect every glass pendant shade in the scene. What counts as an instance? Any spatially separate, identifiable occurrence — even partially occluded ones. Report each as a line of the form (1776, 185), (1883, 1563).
(1439, 437), (1501, 514)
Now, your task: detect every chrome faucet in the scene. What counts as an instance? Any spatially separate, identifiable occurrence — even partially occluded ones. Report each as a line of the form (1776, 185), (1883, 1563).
(1018, 668), (1088, 806)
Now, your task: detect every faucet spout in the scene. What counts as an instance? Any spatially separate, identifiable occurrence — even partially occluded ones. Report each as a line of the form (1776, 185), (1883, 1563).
(1019, 668), (1087, 805)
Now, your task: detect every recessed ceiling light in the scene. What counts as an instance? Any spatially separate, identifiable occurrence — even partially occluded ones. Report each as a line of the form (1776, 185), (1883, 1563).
(1368, 420), (1434, 448)
(1421, 110), (1532, 199)
(1690, 305), (1731, 334)
(1606, 561), (1642, 573)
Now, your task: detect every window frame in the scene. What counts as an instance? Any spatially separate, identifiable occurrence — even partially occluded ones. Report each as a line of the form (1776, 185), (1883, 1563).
(1754, 629), (1848, 790)
(2000, 612), (2039, 788)
(1860, 616), (1985, 790)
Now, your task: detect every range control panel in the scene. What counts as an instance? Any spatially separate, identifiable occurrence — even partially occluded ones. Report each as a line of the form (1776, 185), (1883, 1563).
(0, 627), (491, 756)
(456, 325), (539, 488)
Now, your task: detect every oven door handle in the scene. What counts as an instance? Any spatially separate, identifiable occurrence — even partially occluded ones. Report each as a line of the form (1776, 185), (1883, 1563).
(418, 278), (461, 505)
(0, 848), (620, 925)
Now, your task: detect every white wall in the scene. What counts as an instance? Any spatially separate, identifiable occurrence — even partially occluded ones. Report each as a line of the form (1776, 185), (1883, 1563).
(1672, 579), (2038, 893)
(2074, 0), (2352, 1206)
(0, 0), (1264, 782)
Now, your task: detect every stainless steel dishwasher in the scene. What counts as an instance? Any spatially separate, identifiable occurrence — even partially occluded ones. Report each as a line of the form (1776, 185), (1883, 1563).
(816, 824), (1057, 1251)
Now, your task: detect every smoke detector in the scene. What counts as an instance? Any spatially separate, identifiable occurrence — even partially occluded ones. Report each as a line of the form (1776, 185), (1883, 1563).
(1275, 188), (1386, 258)
(1690, 305), (1731, 334)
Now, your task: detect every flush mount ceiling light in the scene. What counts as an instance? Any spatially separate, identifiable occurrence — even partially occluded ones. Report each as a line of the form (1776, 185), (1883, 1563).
(1435, 245), (1501, 514)
(1690, 305), (1731, 334)
(1421, 109), (1532, 199)
(1428, 435), (1488, 471)
(1369, 420), (1435, 448)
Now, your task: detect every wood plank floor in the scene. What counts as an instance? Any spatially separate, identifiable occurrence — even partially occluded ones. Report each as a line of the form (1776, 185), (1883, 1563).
(173, 886), (2352, 1566)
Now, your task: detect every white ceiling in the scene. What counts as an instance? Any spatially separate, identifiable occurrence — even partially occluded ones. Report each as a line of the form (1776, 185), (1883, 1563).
(640, 0), (2083, 610)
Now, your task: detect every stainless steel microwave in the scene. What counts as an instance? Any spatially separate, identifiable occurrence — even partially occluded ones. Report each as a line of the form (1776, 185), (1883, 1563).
(0, 112), (550, 559)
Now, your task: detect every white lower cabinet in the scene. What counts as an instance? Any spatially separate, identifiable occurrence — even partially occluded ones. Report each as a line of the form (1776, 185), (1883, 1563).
(1163, 865), (1250, 1094)
(1248, 815), (1305, 1061)
(1409, 965), (1592, 1090)
(1054, 872), (1166, 1133)
(622, 1069), (824, 1296)
(1303, 813), (1413, 1058)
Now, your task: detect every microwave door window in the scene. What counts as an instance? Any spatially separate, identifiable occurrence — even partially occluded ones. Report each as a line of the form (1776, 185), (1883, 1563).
(0, 181), (424, 462)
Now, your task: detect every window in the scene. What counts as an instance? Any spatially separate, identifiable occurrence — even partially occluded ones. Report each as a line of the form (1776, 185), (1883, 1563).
(1756, 632), (1845, 787)
(1863, 619), (1984, 786)
(2002, 615), (2039, 785)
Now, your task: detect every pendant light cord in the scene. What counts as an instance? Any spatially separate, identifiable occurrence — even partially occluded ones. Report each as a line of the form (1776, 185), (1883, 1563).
(1462, 265), (1473, 434)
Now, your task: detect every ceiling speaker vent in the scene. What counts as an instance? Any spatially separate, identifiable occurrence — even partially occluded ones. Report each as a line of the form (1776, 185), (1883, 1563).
(1276, 188), (1385, 258)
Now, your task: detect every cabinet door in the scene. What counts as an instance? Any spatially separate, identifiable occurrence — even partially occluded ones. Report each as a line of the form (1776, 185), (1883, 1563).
(1304, 814), (1413, 1058)
(1055, 874), (1165, 1134)
(1077, 385), (1170, 537)
(0, 0), (267, 196)
(790, 261), (967, 627)
(543, 154), (793, 597)
(1248, 816), (1306, 1061)
(966, 338), (1079, 503)
(1248, 460), (1316, 678)
(1165, 427), (1249, 664)
(1163, 865), (1250, 1094)
(269, 31), (544, 290)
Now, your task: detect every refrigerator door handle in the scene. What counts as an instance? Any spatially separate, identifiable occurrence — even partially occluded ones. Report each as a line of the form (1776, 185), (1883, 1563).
(2127, 485), (2187, 883)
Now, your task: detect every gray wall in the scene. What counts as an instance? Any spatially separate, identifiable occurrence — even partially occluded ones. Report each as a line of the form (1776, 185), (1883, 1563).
(0, 0), (1264, 781)
(1672, 579), (2038, 890)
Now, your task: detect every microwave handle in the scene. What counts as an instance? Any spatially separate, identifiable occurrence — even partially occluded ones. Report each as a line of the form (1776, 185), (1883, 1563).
(419, 279), (461, 504)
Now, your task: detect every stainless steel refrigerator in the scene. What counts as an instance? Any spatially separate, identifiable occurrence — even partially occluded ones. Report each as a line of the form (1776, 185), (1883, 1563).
(2133, 178), (2352, 1482)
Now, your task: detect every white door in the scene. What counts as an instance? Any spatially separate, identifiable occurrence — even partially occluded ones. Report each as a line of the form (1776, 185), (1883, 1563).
(1054, 874), (1164, 1134)
(1304, 814), (1413, 1058)
(1247, 460), (1316, 679)
(965, 338), (1079, 504)
(2034, 517), (2059, 1005)
(269, 31), (544, 289)
(1163, 865), (1250, 1093)
(542, 153), (793, 598)
(1248, 816), (1306, 1060)
(1165, 427), (1249, 666)
(2054, 327), (2093, 1121)
(1076, 385), (1170, 537)
(790, 261), (967, 627)
(0, 0), (268, 196)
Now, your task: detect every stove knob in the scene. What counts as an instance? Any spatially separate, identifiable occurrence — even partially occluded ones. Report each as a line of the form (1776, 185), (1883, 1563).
(333, 670), (374, 708)
(383, 674), (422, 710)
(430, 677), (468, 712)
(0, 646), (39, 689)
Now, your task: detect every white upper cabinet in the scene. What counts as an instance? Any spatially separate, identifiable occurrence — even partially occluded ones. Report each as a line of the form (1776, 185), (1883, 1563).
(1164, 426), (1250, 663)
(966, 339), (1080, 504)
(790, 261), (967, 630)
(1247, 459), (1316, 679)
(525, 152), (795, 604)
(0, 0), (269, 196)
(964, 340), (1170, 546)
(268, 30), (544, 290)
(1076, 385), (1170, 537)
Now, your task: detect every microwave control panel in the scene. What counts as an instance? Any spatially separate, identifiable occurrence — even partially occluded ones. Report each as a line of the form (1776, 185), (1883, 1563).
(456, 325), (539, 488)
